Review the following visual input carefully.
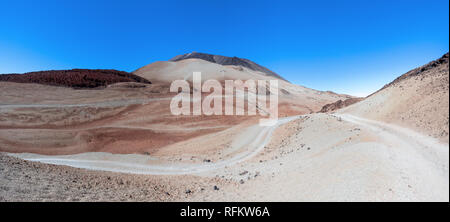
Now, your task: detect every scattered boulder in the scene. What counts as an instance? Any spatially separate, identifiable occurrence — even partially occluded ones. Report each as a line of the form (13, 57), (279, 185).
(239, 170), (248, 176)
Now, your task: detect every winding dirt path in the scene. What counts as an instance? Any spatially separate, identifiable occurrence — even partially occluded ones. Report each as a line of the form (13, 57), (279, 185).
(336, 114), (448, 171)
(335, 114), (449, 197)
(9, 115), (301, 175)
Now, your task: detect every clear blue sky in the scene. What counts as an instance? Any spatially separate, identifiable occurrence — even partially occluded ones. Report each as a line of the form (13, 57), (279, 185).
(0, 0), (448, 96)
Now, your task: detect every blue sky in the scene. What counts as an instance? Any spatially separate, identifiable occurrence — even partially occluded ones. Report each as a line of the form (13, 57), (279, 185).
(0, 0), (448, 96)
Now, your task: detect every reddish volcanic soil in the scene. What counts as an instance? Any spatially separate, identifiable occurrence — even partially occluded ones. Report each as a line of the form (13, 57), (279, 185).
(0, 69), (151, 88)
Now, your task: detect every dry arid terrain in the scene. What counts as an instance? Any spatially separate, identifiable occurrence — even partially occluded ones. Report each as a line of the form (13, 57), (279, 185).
(0, 52), (448, 201)
(341, 53), (449, 143)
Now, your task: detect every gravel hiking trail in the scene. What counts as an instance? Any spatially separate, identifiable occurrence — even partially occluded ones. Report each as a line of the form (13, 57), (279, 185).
(9, 115), (301, 175)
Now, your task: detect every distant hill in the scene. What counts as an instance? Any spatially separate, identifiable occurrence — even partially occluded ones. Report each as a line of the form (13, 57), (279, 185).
(0, 69), (151, 88)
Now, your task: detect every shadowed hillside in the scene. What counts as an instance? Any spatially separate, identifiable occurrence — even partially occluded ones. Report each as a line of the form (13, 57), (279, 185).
(319, 97), (363, 113)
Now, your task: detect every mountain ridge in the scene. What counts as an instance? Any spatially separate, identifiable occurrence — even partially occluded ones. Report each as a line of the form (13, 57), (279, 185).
(368, 52), (449, 97)
(169, 52), (288, 81)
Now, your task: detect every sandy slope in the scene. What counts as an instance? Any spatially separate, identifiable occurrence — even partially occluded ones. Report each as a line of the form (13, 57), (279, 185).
(134, 58), (271, 83)
(340, 53), (449, 143)
(0, 81), (257, 155)
(3, 113), (447, 201)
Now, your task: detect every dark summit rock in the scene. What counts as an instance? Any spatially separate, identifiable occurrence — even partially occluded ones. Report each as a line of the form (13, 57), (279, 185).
(169, 52), (287, 81)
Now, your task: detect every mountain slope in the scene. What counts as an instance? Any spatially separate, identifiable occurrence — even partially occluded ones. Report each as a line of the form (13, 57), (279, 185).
(169, 52), (287, 81)
(340, 53), (449, 143)
(133, 58), (269, 83)
(133, 54), (284, 84)
(133, 52), (353, 114)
